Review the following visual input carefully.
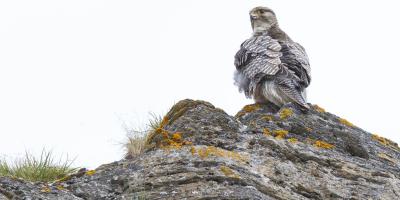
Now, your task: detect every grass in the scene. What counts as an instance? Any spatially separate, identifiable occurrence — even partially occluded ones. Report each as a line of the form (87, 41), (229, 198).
(0, 149), (77, 182)
(124, 113), (163, 158)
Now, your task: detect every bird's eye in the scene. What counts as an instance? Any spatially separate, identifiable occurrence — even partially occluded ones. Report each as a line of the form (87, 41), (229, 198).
(259, 10), (264, 14)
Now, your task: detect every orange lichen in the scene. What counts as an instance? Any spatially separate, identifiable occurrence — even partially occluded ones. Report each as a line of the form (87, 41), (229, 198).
(279, 108), (293, 120)
(273, 130), (289, 139)
(262, 115), (274, 121)
(220, 166), (240, 179)
(314, 140), (334, 149)
(313, 105), (326, 113)
(172, 132), (182, 142)
(263, 128), (272, 136)
(339, 118), (354, 127)
(191, 146), (248, 162)
(305, 127), (313, 132)
(159, 116), (169, 128)
(154, 127), (191, 149)
(288, 138), (298, 143)
(85, 170), (96, 176)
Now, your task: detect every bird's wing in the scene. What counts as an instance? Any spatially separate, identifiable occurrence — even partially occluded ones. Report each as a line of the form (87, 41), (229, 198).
(234, 35), (282, 97)
(276, 67), (310, 109)
(280, 42), (311, 87)
(234, 35), (282, 78)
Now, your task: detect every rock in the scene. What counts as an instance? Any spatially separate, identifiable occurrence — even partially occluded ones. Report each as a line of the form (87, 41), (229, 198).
(1, 99), (399, 199)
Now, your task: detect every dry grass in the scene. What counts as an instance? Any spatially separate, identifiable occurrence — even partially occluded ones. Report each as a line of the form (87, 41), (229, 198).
(0, 149), (77, 182)
(124, 113), (163, 158)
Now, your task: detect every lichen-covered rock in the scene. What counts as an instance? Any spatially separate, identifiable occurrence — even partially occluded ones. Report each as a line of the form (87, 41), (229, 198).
(1, 99), (399, 199)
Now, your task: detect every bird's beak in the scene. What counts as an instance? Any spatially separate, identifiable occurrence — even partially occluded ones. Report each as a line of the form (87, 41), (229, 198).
(250, 14), (258, 20)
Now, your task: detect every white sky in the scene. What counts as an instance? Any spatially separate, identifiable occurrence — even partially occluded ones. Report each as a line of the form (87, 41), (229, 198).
(1, 0), (399, 169)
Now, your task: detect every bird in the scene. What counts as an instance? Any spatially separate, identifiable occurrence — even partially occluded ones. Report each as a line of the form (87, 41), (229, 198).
(234, 6), (311, 110)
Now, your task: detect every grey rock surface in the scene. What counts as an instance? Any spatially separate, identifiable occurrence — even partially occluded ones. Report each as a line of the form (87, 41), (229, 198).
(1, 99), (399, 199)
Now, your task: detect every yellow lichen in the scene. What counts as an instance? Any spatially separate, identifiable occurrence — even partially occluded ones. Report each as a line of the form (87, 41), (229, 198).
(56, 185), (64, 190)
(85, 170), (96, 176)
(339, 118), (354, 127)
(197, 147), (210, 159)
(220, 166), (240, 179)
(377, 153), (397, 164)
(55, 175), (71, 183)
(262, 115), (274, 121)
(236, 104), (261, 117)
(372, 134), (389, 145)
(372, 134), (400, 151)
(279, 108), (293, 120)
(314, 140), (334, 149)
(263, 128), (271, 136)
(190, 146), (196, 155)
(40, 186), (51, 193)
(288, 138), (298, 143)
(305, 127), (313, 132)
(313, 105), (326, 113)
(191, 146), (248, 162)
(273, 130), (289, 139)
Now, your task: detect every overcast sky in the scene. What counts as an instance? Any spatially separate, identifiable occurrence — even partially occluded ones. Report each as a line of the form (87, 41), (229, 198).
(1, 0), (399, 169)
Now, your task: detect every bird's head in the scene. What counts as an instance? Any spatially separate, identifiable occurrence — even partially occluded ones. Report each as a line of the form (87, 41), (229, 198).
(250, 6), (278, 35)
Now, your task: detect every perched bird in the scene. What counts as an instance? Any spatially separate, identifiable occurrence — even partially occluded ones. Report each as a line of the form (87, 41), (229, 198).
(234, 6), (311, 110)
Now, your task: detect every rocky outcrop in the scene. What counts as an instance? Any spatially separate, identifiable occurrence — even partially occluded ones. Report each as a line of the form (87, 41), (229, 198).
(1, 99), (400, 199)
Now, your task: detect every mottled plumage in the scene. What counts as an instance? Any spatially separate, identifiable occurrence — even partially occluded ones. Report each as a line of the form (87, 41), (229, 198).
(234, 6), (311, 109)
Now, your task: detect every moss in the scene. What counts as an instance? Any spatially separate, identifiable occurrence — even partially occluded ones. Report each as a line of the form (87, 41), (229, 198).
(314, 140), (334, 149)
(220, 166), (240, 179)
(191, 146), (248, 162)
(85, 170), (96, 176)
(273, 130), (289, 139)
(279, 108), (293, 120)
(313, 105), (326, 113)
(288, 138), (298, 143)
(339, 118), (354, 127)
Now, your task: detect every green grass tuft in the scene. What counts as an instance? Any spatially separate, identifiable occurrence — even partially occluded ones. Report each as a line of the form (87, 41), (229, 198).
(0, 149), (77, 182)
